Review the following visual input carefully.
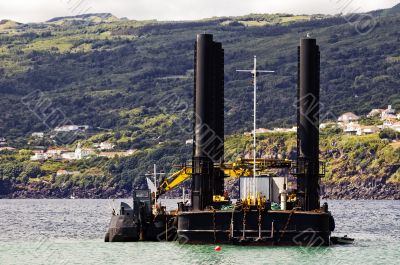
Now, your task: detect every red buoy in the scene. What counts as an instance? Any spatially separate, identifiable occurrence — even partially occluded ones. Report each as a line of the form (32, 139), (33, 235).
(215, 246), (221, 252)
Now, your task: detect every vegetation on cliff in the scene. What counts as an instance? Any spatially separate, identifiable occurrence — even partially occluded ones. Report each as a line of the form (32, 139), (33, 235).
(1, 131), (398, 198)
(1, 5), (400, 198)
(0, 6), (400, 146)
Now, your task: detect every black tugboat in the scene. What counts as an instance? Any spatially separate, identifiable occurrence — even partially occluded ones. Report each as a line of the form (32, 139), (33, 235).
(105, 34), (343, 246)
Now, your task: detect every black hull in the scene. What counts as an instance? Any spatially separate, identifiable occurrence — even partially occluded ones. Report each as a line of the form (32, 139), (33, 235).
(105, 215), (139, 242)
(105, 214), (177, 242)
(177, 210), (333, 246)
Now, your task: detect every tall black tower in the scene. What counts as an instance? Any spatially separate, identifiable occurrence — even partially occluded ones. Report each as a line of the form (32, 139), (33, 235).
(192, 34), (225, 210)
(297, 37), (321, 211)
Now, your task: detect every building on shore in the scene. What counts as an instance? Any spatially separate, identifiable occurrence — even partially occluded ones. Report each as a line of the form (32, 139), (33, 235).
(31, 132), (45, 138)
(0, 146), (16, 151)
(56, 169), (80, 176)
(54, 125), (89, 132)
(382, 121), (400, 132)
(61, 152), (76, 160)
(381, 105), (396, 119)
(367, 108), (385, 118)
(47, 147), (70, 156)
(343, 122), (380, 136)
(99, 150), (136, 158)
(343, 122), (361, 135)
(31, 150), (48, 161)
(74, 143), (95, 160)
(338, 112), (360, 123)
(98, 142), (115, 150)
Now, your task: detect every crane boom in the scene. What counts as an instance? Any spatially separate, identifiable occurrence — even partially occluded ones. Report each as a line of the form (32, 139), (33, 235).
(157, 167), (192, 196)
(156, 158), (292, 197)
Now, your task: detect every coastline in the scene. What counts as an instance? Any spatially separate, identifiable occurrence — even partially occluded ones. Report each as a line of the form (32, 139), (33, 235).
(1, 181), (398, 200)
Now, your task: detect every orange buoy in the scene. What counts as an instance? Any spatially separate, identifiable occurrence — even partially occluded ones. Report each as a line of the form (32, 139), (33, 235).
(215, 245), (221, 252)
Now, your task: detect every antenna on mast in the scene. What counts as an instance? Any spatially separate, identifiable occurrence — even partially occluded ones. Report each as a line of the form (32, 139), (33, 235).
(236, 56), (275, 202)
(145, 164), (166, 206)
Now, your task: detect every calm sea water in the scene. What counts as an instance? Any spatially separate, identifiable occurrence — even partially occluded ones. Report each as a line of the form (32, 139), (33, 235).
(0, 199), (399, 265)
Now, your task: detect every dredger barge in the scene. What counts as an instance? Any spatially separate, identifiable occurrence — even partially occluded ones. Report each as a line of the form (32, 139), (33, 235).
(105, 34), (348, 246)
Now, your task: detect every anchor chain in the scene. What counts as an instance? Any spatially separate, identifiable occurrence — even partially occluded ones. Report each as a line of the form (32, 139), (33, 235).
(278, 209), (295, 243)
(228, 201), (243, 240)
(229, 204), (237, 240)
(241, 205), (249, 240)
(212, 208), (217, 244)
(257, 204), (265, 240)
(165, 215), (168, 241)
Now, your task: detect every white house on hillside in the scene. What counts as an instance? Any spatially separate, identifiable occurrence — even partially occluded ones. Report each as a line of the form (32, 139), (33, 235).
(344, 122), (379, 136)
(47, 147), (69, 155)
(381, 105), (396, 120)
(360, 126), (380, 135)
(75, 143), (95, 159)
(392, 122), (400, 132)
(99, 142), (115, 150)
(54, 125), (89, 132)
(61, 152), (76, 160)
(338, 112), (360, 123)
(383, 121), (400, 132)
(273, 127), (297, 133)
(383, 114), (398, 121)
(343, 122), (361, 135)
(56, 169), (80, 176)
(31, 152), (48, 161)
(0, 147), (16, 151)
(58, 143), (95, 160)
(31, 132), (44, 138)
(367, 108), (385, 118)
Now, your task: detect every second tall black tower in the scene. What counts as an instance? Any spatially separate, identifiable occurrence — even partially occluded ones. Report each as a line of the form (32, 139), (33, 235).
(297, 37), (321, 211)
(192, 34), (225, 210)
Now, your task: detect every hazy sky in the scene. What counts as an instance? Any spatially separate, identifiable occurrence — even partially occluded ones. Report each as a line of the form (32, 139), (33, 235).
(0, 0), (399, 23)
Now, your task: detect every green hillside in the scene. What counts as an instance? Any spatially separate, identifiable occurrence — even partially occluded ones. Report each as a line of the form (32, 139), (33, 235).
(1, 131), (398, 199)
(0, 6), (399, 147)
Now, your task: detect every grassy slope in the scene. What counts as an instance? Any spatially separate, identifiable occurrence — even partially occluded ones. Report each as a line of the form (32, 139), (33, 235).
(1, 132), (398, 198)
(0, 9), (399, 145)
(225, 132), (400, 184)
(0, 8), (400, 197)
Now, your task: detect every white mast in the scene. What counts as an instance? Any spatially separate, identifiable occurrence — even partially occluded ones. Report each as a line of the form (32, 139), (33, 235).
(145, 164), (165, 205)
(154, 164), (157, 204)
(237, 56), (275, 200)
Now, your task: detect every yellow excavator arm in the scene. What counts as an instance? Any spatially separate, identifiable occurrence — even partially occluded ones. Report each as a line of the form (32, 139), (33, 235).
(157, 167), (192, 196)
(156, 159), (292, 197)
(157, 166), (252, 197)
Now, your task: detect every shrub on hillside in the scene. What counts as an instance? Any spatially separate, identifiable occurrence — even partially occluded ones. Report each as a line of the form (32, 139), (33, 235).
(379, 128), (400, 140)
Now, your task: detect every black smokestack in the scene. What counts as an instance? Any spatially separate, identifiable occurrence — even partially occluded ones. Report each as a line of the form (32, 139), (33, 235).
(297, 37), (320, 211)
(192, 34), (224, 210)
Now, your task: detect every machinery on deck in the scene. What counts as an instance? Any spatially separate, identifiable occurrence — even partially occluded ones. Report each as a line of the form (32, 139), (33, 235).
(105, 158), (293, 242)
(157, 158), (293, 200)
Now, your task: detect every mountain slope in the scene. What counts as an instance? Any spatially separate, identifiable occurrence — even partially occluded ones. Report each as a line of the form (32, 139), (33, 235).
(47, 13), (122, 24)
(378, 3), (400, 16)
(0, 19), (22, 31)
(0, 8), (399, 145)
(1, 132), (398, 199)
